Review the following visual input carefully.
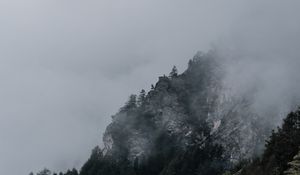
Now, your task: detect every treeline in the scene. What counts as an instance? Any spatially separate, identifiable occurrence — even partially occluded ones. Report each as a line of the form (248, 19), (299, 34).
(224, 108), (300, 175)
(29, 168), (78, 175)
(33, 107), (300, 175)
(31, 52), (300, 175)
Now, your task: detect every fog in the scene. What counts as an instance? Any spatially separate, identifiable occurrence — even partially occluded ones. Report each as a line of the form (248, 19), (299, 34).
(217, 0), (300, 125)
(0, 0), (299, 175)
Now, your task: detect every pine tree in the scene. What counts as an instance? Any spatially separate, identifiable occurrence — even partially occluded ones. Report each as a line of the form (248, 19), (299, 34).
(63, 168), (78, 175)
(240, 109), (300, 175)
(169, 66), (178, 78)
(121, 94), (137, 111)
(137, 89), (146, 106)
(284, 149), (300, 175)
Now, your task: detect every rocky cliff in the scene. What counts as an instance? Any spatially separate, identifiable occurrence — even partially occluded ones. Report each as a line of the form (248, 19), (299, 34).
(102, 51), (268, 167)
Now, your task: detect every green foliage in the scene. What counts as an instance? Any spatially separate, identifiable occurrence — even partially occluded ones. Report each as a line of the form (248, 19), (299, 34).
(35, 52), (252, 175)
(263, 109), (300, 173)
(80, 146), (135, 175)
(80, 146), (114, 175)
(75, 52), (228, 175)
(160, 143), (226, 175)
(240, 108), (300, 175)
(77, 125), (227, 175)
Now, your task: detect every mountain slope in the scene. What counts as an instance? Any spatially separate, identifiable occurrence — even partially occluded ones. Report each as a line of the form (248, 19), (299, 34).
(237, 109), (300, 175)
(90, 51), (269, 175)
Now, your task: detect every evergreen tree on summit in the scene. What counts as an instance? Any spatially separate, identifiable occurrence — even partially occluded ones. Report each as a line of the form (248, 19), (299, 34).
(121, 94), (137, 111)
(137, 89), (146, 106)
(169, 66), (178, 78)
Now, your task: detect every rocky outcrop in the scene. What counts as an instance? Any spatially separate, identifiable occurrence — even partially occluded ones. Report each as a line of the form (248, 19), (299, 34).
(102, 51), (268, 166)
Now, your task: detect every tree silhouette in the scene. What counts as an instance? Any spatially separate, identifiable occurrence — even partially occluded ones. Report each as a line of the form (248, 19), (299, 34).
(137, 89), (146, 106)
(169, 66), (178, 78)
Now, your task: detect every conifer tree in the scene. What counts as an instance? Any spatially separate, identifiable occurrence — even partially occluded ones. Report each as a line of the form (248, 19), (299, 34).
(121, 94), (137, 111)
(284, 149), (300, 175)
(262, 109), (300, 173)
(137, 89), (146, 106)
(240, 109), (300, 175)
(169, 66), (178, 78)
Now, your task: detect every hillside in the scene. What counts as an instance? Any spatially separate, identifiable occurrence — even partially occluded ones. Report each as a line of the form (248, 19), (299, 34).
(33, 51), (295, 175)
(78, 51), (268, 175)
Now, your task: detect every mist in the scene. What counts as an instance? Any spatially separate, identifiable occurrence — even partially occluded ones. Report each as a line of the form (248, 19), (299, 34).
(0, 0), (300, 175)
(217, 0), (300, 125)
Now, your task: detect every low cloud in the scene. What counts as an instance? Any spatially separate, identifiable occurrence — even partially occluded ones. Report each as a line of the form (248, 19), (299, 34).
(0, 0), (300, 175)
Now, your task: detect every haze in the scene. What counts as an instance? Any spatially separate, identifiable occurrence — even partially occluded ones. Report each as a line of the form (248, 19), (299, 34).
(0, 1), (299, 175)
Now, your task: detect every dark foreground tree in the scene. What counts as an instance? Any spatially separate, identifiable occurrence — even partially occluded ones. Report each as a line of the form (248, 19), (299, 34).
(241, 108), (300, 175)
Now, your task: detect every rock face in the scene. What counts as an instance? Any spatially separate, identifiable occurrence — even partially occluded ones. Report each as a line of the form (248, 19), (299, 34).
(102, 51), (267, 166)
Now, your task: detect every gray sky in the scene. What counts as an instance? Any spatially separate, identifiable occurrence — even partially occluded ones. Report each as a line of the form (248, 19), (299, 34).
(0, 0), (299, 175)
